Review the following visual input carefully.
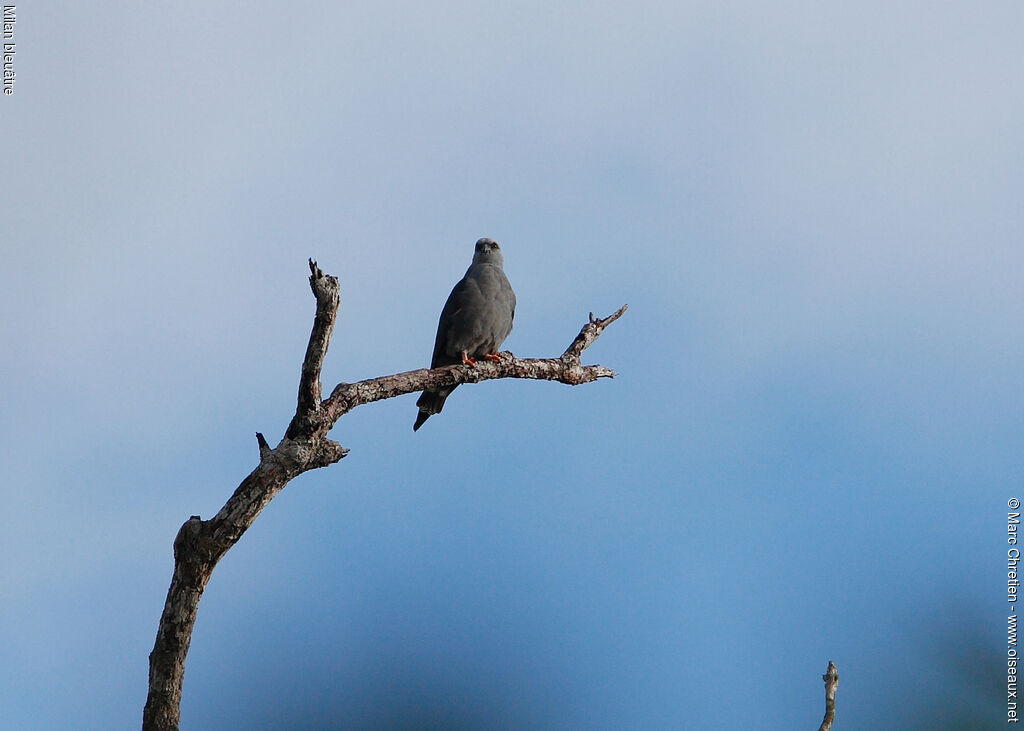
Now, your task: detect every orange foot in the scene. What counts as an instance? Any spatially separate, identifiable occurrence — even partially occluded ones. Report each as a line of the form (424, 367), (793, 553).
(461, 351), (477, 366)
(484, 352), (502, 362)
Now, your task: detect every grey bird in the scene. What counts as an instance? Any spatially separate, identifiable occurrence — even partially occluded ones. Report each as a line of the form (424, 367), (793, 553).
(414, 238), (516, 431)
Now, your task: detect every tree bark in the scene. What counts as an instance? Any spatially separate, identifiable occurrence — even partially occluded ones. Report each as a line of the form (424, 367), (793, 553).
(142, 260), (626, 730)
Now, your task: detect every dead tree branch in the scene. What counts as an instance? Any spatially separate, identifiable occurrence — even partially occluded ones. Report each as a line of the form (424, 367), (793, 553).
(142, 260), (626, 730)
(818, 661), (839, 731)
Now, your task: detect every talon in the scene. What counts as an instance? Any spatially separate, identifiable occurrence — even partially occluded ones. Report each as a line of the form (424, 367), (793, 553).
(461, 351), (477, 366)
(484, 352), (501, 362)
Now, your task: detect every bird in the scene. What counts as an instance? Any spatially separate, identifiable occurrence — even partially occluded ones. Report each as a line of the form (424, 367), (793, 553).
(414, 237), (516, 431)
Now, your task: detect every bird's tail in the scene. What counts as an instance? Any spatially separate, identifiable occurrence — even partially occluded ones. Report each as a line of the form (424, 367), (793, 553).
(413, 386), (456, 431)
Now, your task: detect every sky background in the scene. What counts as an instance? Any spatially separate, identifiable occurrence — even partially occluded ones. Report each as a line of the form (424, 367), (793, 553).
(1, 2), (1020, 728)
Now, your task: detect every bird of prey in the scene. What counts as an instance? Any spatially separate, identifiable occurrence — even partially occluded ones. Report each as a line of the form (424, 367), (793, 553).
(413, 238), (516, 431)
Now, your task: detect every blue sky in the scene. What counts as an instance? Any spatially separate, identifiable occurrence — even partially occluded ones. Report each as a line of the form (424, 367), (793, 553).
(2, 2), (1020, 728)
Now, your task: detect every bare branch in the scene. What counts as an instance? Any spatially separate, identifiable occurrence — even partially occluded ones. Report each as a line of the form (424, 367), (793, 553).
(143, 264), (626, 730)
(143, 517), (209, 731)
(287, 259), (340, 438)
(818, 661), (839, 731)
(321, 306), (626, 423)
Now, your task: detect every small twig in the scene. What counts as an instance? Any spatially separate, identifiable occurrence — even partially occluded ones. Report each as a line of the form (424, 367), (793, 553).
(255, 432), (272, 461)
(562, 304), (629, 360)
(818, 661), (839, 731)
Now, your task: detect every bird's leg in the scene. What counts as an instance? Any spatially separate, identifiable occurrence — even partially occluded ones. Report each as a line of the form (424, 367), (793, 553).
(483, 352), (502, 362)
(461, 351), (477, 366)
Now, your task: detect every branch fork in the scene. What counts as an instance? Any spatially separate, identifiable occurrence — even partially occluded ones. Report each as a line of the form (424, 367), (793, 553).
(143, 260), (626, 730)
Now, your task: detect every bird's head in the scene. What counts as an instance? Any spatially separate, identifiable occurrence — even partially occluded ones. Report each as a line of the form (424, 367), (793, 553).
(472, 237), (504, 267)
